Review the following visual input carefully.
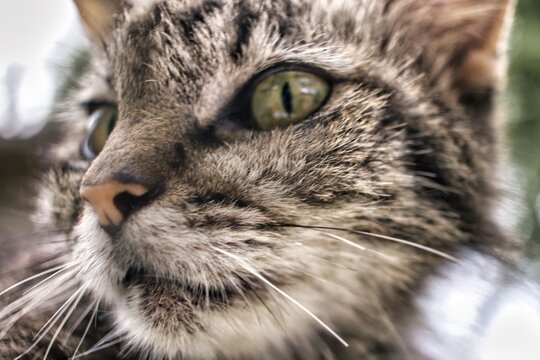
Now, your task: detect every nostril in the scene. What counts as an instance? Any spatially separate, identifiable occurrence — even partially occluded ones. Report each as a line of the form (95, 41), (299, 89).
(80, 180), (154, 227)
(113, 188), (156, 220)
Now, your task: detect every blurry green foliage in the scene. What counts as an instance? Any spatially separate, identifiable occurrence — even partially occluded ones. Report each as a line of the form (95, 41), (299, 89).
(509, 0), (540, 251)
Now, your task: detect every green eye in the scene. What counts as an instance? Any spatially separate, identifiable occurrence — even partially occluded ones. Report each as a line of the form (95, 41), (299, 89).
(251, 70), (331, 130)
(83, 105), (118, 159)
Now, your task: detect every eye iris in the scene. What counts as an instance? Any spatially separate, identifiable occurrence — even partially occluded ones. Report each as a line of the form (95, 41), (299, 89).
(84, 106), (118, 159)
(252, 71), (330, 130)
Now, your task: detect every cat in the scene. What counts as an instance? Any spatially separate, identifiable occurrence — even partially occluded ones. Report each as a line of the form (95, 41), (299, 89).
(0, 0), (517, 359)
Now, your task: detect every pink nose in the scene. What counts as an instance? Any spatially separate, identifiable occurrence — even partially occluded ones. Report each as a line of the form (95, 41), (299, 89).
(80, 180), (149, 227)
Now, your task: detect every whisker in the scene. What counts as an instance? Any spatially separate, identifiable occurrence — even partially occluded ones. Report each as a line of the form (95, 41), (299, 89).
(43, 287), (87, 360)
(0, 275), (79, 340)
(318, 232), (398, 262)
(34, 282), (85, 341)
(285, 261), (412, 359)
(65, 299), (97, 340)
(0, 263), (75, 297)
(90, 330), (120, 351)
(32, 253), (72, 271)
(0, 271), (77, 321)
(23, 263), (78, 296)
(212, 246), (349, 348)
(70, 337), (126, 360)
(278, 224), (460, 263)
(71, 301), (100, 359)
(70, 330), (123, 360)
(244, 278), (287, 331)
(13, 286), (86, 360)
(348, 229), (460, 263)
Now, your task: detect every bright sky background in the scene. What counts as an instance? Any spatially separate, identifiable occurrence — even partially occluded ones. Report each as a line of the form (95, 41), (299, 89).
(0, 0), (81, 138)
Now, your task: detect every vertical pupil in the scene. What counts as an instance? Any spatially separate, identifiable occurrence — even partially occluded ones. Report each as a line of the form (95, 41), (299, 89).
(281, 82), (293, 115)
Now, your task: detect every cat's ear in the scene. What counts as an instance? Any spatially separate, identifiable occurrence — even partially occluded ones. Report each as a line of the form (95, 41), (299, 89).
(387, 0), (515, 99)
(73, 0), (126, 42)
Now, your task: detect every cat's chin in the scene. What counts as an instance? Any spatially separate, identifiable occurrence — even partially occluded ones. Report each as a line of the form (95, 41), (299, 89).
(120, 265), (251, 308)
(112, 278), (334, 360)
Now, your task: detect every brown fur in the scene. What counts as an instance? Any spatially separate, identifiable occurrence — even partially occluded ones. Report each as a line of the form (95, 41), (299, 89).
(1, 0), (515, 359)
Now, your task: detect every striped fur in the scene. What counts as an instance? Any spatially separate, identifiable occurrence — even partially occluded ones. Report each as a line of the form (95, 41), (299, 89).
(1, 0), (514, 359)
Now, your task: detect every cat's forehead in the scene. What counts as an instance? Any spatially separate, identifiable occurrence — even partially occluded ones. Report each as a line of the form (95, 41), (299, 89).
(101, 0), (374, 116)
(109, 0), (371, 70)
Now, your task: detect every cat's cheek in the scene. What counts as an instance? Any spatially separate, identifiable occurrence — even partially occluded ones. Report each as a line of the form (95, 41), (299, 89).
(34, 168), (86, 232)
(33, 183), (58, 230)
(72, 210), (125, 304)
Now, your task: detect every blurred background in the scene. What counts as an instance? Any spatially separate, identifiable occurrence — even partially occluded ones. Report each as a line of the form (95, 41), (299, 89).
(0, 0), (84, 236)
(508, 0), (540, 262)
(0, 0), (539, 358)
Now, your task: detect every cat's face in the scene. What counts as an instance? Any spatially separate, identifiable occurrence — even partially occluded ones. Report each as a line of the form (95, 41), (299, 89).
(38, 0), (511, 358)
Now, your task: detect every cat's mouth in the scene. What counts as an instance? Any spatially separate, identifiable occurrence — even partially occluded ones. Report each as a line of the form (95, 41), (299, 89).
(122, 266), (151, 285)
(121, 265), (255, 306)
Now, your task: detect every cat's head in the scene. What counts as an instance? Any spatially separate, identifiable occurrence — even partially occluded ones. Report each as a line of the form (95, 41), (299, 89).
(38, 0), (513, 357)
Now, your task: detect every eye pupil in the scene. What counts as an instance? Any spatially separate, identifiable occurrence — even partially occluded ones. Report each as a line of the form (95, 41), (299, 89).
(281, 82), (293, 115)
(251, 70), (330, 131)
